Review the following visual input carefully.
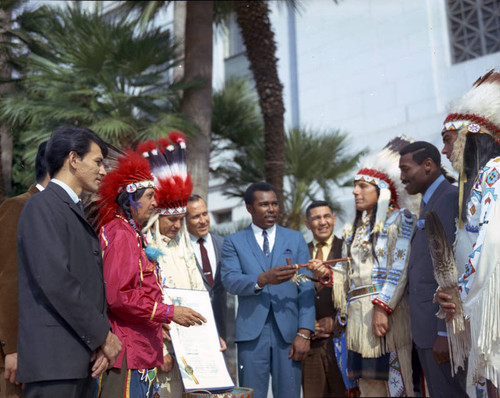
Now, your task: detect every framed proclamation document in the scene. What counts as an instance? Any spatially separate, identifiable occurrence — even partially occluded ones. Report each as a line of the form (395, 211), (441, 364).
(164, 288), (235, 393)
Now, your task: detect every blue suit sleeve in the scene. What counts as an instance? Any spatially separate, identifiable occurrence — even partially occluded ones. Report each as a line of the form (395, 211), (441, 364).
(221, 234), (261, 296)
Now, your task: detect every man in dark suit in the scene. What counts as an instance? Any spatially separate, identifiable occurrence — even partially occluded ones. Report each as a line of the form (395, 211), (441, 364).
(399, 141), (467, 397)
(302, 200), (346, 398)
(17, 126), (121, 398)
(0, 142), (49, 398)
(221, 182), (315, 398)
(186, 195), (227, 340)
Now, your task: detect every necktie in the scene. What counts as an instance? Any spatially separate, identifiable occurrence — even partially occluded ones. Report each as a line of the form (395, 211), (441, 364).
(198, 237), (213, 287)
(76, 200), (85, 215)
(419, 200), (425, 216)
(262, 230), (270, 257)
(315, 241), (326, 261)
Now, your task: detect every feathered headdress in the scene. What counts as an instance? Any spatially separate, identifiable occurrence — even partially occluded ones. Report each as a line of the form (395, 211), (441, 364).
(442, 69), (500, 227)
(97, 150), (155, 230)
(138, 131), (193, 215)
(355, 136), (419, 233)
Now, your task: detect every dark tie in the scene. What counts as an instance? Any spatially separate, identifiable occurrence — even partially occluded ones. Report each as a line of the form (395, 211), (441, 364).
(420, 200), (425, 216)
(315, 241), (326, 261)
(76, 200), (85, 215)
(198, 237), (213, 287)
(262, 230), (270, 257)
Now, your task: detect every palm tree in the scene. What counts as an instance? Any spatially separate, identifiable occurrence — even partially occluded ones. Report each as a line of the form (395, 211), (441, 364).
(231, 1), (286, 210)
(0, 0), (25, 200)
(0, 4), (191, 190)
(111, 1), (295, 205)
(212, 78), (366, 229)
(109, 1), (214, 199)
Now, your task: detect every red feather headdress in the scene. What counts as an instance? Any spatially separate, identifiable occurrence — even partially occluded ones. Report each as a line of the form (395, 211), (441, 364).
(97, 150), (155, 229)
(138, 131), (193, 215)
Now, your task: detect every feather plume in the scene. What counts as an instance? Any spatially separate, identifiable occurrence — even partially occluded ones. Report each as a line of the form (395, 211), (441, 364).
(96, 150), (154, 230)
(425, 211), (471, 374)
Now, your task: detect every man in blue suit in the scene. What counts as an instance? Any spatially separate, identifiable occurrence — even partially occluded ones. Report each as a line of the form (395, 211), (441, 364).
(399, 142), (467, 397)
(221, 182), (315, 398)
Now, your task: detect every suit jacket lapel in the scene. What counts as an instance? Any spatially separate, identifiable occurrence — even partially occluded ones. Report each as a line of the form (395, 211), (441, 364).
(211, 233), (222, 278)
(245, 225), (269, 271)
(48, 182), (96, 236)
(270, 226), (286, 266)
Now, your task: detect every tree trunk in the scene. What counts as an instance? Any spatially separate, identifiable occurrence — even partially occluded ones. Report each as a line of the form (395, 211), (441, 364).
(234, 0), (285, 216)
(182, 1), (213, 201)
(0, 8), (13, 201)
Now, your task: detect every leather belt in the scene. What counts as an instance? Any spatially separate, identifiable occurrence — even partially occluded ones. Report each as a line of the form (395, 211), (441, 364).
(348, 284), (383, 301)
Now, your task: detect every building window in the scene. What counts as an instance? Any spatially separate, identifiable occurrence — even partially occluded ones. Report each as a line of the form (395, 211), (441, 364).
(226, 13), (245, 59)
(446, 0), (500, 64)
(213, 209), (232, 224)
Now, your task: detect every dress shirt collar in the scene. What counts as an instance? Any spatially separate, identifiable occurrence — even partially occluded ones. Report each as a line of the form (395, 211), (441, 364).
(51, 178), (80, 204)
(251, 222), (276, 238)
(422, 174), (445, 206)
(312, 233), (334, 250)
(189, 232), (211, 245)
(35, 183), (45, 192)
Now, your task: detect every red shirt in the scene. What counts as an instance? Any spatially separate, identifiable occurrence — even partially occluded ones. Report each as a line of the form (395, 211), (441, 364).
(100, 216), (174, 369)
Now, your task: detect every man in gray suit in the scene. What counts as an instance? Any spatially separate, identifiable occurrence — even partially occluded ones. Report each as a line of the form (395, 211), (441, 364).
(186, 195), (227, 340)
(17, 127), (122, 398)
(399, 141), (467, 397)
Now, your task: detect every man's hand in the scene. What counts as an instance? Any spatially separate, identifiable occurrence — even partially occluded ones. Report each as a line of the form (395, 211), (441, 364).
(4, 353), (20, 385)
(372, 305), (390, 337)
(219, 337), (227, 352)
(159, 353), (174, 373)
(306, 259), (331, 283)
(288, 329), (311, 361)
(257, 265), (296, 287)
(172, 306), (207, 327)
(91, 348), (110, 378)
(433, 335), (450, 364)
(162, 323), (171, 342)
(434, 289), (456, 322)
(312, 317), (334, 340)
(101, 331), (122, 368)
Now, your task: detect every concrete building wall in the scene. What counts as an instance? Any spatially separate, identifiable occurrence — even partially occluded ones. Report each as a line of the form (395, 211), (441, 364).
(211, 0), (500, 230)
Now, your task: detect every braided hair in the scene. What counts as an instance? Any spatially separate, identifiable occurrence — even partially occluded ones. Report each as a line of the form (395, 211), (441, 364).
(116, 188), (148, 248)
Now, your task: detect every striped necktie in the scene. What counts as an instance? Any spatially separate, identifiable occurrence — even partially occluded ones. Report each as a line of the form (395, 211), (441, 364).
(262, 230), (270, 257)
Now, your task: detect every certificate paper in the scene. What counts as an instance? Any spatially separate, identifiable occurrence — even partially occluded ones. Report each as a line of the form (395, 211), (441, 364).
(164, 288), (235, 392)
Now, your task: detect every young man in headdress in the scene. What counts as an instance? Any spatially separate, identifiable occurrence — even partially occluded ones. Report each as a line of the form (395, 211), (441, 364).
(436, 70), (500, 396)
(96, 148), (205, 398)
(308, 137), (419, 397)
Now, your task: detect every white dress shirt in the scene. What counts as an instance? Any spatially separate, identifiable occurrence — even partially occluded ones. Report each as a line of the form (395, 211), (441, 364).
(251, 223), (276, 253)
(189, 232), (218, 275)
(51, 178), (79, 203)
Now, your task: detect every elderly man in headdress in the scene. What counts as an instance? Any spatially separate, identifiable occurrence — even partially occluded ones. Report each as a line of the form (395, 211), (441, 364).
(139, 133), (223, 397)
(436, 70), (500, 397)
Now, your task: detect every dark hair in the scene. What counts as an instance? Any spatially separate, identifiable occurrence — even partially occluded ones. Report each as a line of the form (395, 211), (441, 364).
(45, 126), (108, 177)
(35, 141), (48, 183)
(347, 186), (380, 262)
(399, 141), (441, 168)
(243, 182), (278, 205)
(305, 200), (333, 220)
(116, 188), (148, 247)
(188, 194), (204, 203)
(462, 133), (500, 219)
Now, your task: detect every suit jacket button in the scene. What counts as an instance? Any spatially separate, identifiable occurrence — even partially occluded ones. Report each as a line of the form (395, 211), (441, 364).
(93, 250), (99, 256)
